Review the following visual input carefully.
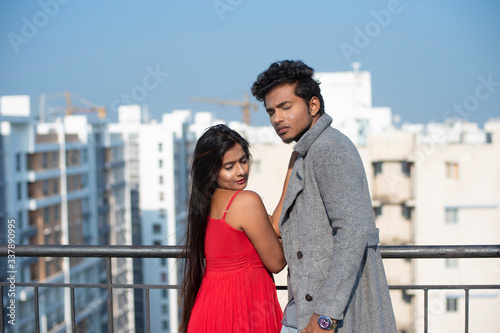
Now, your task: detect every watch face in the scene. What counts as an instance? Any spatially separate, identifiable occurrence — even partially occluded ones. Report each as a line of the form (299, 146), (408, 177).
(318, 315), (332, 329)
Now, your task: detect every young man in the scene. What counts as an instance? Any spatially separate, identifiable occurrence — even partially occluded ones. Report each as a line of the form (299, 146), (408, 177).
(252, 60), (397, 333)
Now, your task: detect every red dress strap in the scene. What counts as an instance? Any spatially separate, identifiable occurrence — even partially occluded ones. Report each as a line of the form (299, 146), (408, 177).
(222, 190), (242, 220)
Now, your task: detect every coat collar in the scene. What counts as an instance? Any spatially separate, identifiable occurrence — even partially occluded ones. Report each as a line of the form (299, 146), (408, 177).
(293, 113), (333, 156)
(280, 114), (333, 228)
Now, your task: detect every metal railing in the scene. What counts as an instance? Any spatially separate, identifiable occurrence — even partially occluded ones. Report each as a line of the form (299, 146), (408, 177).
(1, 244), (499, 333)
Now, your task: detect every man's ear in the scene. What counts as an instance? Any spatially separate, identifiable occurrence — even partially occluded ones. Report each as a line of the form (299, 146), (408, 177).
(309, 96), (320, 117)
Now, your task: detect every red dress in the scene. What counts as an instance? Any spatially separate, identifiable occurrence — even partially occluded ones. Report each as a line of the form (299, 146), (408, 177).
(187, 190), (283, 333)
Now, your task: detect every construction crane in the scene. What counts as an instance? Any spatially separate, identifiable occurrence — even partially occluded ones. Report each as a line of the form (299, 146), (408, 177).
(40, 91), (107, 121)
(189, 92), (258, 125)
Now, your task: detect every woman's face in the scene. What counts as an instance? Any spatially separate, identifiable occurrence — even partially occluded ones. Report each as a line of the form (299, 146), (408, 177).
(216, 143), (249, 190)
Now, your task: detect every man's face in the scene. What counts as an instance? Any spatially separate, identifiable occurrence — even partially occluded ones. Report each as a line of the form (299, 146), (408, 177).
(264, 83), (320, 143)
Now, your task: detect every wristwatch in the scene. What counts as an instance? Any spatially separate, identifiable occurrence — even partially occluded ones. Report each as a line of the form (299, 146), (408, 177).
(315, 313), (337, 330)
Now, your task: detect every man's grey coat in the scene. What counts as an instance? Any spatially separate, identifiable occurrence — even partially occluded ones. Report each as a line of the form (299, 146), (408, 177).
(279, 114), (397, 332)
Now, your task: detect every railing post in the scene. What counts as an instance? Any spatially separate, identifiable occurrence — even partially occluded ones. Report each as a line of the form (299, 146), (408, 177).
(145, 288), (150, 333)
(70, 287), (76, 333)
(106, 257), (114, 333)
(34, 286), (40, 333)
(0, 286), (4, 333)
(423, 288), (428, 333)
(464, 289), (469, 333)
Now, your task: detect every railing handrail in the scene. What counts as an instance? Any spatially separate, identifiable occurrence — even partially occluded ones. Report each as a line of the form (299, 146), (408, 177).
(1, 244), (499, 333)
(1, 244), (499, 258)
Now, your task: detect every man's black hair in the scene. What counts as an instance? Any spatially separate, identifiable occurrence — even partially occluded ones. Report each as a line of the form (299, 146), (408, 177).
(251, 60), (325, 115)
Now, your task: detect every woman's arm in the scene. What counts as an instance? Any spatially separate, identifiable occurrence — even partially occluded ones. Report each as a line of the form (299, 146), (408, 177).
(227, 190), (286, 273)
(269, 151), (298, 237)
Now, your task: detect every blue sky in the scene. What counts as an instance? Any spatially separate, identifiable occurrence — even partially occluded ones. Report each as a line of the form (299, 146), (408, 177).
(1, 0), (499, 126)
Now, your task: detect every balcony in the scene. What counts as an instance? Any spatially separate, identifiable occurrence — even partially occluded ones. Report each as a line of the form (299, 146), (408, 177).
(1, 245), (499, 333)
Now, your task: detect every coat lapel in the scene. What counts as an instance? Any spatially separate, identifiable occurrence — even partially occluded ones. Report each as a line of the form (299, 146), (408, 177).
(279, 114), (333, 227)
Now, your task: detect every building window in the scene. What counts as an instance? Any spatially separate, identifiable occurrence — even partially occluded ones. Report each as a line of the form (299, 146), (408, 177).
(159, 176), (163, 184)
(445, 208), (458, 224)
(44, 207), (50, 224)
(53, 179), (59, 194)
(446, 297), (458, 312)
(81, 174), (88, 188)
(445, 258), (458, 268)
(162, 290), (167, 299)
(16, 153), (21, 171)
(158, 143), (163, 152)
(373, 162), (382, 176)
(162, 304), (168, 315)
(17, 182), (22, 200)
(52, 152), (58, 167)
(54, 205), (60, 221)
(161, 272), (167, 282)
(373, 206), (382, 218)
(154, 240), (161, 246)
(159, 192), (164, 201)
(402, 205), (412, 220)
(159, 160), (163, 168)
(81, 149), (88, 164)
(45, 261), (51, 276)
(162, 320), (168, 330)
(44, 232), (51, 245)
(402, 290), (412, 304)
(43, 180), (49, 196)
(18, 211), (23, 228)
(161, 258), (166, 266)
(159, 209), (166, 218)
(401, 162), (412, 177)
(446, 162), (459, 179)
(153, 224), (161, 234)
(42, 152), (48, 168)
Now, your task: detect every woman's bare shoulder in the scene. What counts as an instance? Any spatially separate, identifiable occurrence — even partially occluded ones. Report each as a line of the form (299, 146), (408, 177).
(230, 190), (266, 213)
(237, 190), (264, 203)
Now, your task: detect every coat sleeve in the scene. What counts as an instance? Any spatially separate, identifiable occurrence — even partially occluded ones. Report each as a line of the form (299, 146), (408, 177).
(311, 139), (372, 321)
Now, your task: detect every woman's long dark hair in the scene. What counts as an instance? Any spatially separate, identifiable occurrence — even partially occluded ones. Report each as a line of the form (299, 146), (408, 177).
(179, 124), (250, 333)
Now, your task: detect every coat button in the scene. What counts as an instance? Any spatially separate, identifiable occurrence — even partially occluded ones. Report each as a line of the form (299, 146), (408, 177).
(297, 251), (303, 259)
(305, 294), (313, 302)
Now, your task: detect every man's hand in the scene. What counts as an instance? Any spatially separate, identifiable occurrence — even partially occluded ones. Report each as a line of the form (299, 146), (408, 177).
(301, 313), (337, 333)
(301, 313), (322, 333)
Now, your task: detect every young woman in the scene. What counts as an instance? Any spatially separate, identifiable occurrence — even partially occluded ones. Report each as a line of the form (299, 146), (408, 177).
(179, 124), (288, 333)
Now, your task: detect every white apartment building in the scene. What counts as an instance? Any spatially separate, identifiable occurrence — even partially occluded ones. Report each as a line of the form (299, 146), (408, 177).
(110, 107), (224, 333)
(316, 62), (393, 146)
(0, 95), (135, 333)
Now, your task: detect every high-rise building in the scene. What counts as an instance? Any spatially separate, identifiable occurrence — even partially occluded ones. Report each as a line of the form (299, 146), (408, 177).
(110, 107), (219, 333)
(0, 95), (135, 332)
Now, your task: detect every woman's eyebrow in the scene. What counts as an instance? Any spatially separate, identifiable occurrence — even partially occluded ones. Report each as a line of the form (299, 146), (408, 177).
(222, 154), (246, 166)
